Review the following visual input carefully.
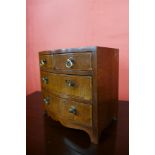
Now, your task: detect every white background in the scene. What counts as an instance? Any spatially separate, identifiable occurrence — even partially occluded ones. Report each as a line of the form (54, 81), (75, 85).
(130, 0), (155, 154)
(0, 0), (155, 154)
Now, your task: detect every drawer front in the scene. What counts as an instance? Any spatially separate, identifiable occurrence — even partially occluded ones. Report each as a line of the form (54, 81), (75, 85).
(42, 91), (59, 120)
(40, 71), (49, 90)
(60, 100), (92, 127)
(53, 52), (92, 71)
(41, 92), (92, 127)
(39, 54), (53, 70)
(41, 72), (92, 101)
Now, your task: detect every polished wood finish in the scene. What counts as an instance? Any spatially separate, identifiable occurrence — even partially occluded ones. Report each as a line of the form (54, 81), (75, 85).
(39, 46), (119, 144)
(39, 54), (53, 70)
(40, 72), (92, 101)
(53, 52), (92, 71)
(42, 91), (92, 127)
(42, 91), (59, 121)
(27, 92), (129, 155)
(94, 47), (119, 142)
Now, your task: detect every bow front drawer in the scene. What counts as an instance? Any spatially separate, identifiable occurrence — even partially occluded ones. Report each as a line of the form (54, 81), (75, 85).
(41, 92), (92, 127)
(40, 71), (92, 101)
(53, 52), (92, 71)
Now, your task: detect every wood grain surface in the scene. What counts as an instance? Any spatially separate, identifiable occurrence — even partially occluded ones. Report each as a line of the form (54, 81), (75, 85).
(39, 46), (119, 144)
(53, 52), (92, 71)
(40, 72), (92, 101)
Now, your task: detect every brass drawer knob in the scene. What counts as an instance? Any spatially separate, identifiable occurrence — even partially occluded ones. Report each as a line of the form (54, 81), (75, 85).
(43, 97), (49, 105)
(42, 77), (48, 84)
(40, 59), (47, 66)
(68, 106), (77, 114)
(65, 57), (74, 68)
(65, 80), (75, 87)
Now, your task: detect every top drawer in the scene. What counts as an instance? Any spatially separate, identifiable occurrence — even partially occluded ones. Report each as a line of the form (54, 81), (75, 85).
(53, 52), (92, 71)
(39, 54), (53, 70)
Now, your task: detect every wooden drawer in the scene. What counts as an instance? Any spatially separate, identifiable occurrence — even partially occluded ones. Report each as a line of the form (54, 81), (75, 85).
(41, 72), (92, 101)
(39, 54), (53, 70)
(42, 92), (92, 127)
(40, 71), (49, 90)
(42, 91), (59, 121)
(53, 52), (92, 71)
(60, 99), (92, 127)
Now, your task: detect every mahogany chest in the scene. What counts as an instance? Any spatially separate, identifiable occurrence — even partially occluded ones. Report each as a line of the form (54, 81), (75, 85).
(39, 46), (119, 144)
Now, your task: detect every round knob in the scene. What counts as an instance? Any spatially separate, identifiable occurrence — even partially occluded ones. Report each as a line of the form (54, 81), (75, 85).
(68, 106), (77, 114)
(40, 59), (47, 66)
(65, 57), (74, 68)
(43, 97), (49, 105)
(42, 77), (48, 84)
(65, 80), (75, 87)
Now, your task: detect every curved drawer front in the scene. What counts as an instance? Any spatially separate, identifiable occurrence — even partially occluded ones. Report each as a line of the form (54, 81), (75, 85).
(41, 72), (92, 101)
(41, 92), (92, 127)
(42, 91), (59, 120)
(60, 99), (92, 127)
(39, 54), (53, 70)
(53, 52), (92, 71)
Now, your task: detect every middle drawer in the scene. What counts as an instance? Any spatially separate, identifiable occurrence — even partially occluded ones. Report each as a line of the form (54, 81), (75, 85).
(41, 71), (92, 101)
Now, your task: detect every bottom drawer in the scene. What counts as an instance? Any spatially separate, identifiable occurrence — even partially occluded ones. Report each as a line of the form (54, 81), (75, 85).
(42, 91), (92, 127)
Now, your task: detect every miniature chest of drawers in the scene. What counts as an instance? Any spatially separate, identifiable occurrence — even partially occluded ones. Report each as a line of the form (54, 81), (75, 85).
(39, 46), (119, 144)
